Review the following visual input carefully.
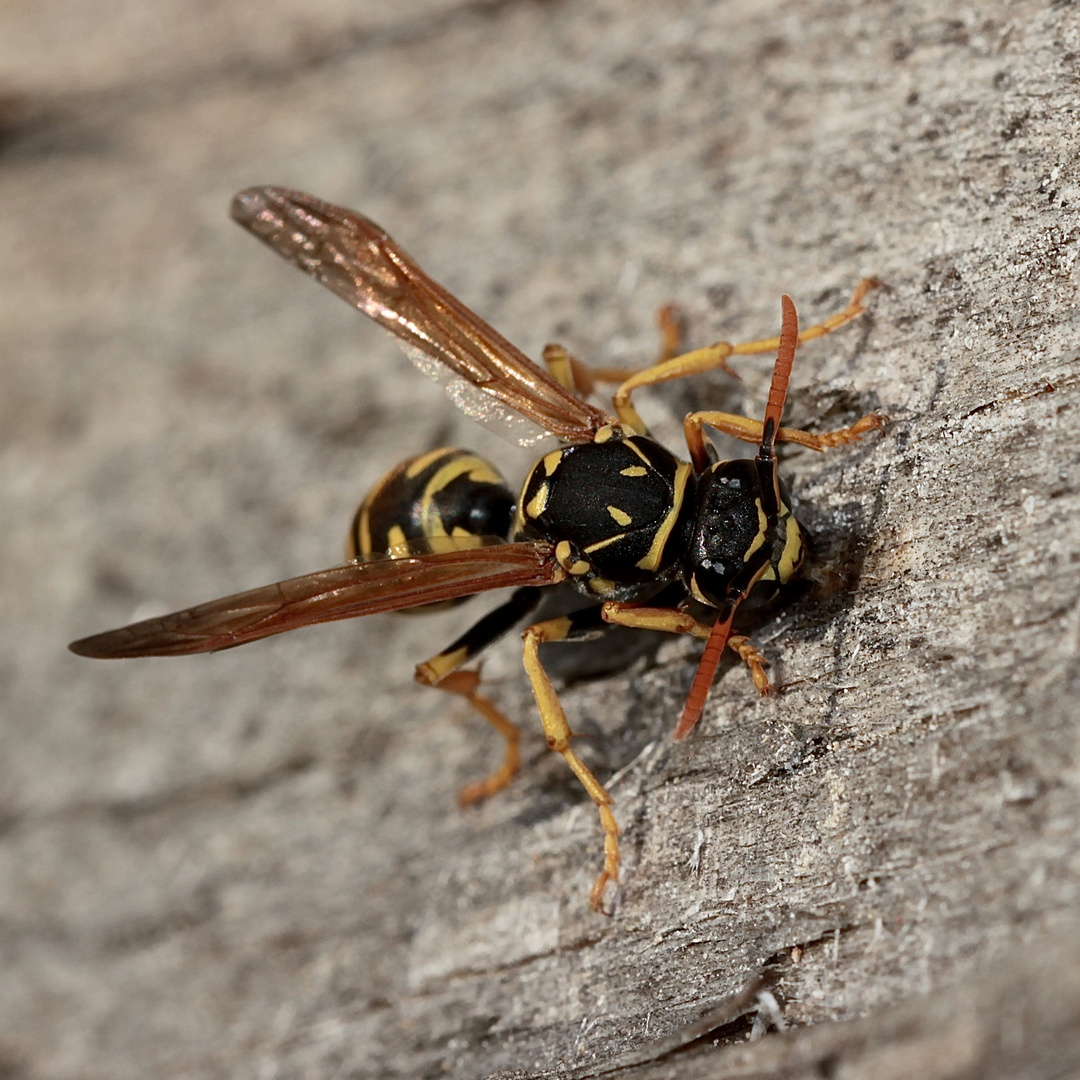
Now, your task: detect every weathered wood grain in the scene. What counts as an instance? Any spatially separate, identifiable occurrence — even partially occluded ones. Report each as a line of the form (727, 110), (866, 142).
(1, 1), (1078, 1077)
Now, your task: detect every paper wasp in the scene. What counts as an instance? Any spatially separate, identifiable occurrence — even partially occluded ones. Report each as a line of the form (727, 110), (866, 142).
(70, 188), (885, 911)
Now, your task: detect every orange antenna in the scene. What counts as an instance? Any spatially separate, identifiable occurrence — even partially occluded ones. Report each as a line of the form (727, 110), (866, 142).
(674, 608), (735, 740)
(760, 294), (798, 456)
(676, 295), (800, 740)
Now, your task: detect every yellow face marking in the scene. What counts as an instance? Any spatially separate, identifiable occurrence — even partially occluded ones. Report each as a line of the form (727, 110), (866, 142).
(526, 482), (550, 520)
(689, 575), (710, 605)
(594, 425), (615, 444)
(635, 462), (692, 571)
(405, 447), (455, 480)
(386, 524), (410, 556)
(776, 514), (805, 582)
(742, 498), (769, 562)
(569, 560), (591, 575)
(543, 450), (564, 477)
(607, 506), (632, 527)
(415, 645), (470, 686)
(620, 465), (648, 477)
(588, 577), (617, 596)
(584, 532), (627, 554)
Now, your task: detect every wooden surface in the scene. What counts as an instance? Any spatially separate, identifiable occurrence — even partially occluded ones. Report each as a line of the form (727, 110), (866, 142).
(2, 1), (1079, 1077)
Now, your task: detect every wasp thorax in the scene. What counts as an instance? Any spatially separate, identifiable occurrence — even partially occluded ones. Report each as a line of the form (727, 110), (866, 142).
(514, 433), (696, 602)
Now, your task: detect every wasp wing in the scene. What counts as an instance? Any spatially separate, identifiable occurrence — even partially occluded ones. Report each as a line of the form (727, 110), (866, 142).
(231, 187), (612, 446)
(69, 542), (561, 658)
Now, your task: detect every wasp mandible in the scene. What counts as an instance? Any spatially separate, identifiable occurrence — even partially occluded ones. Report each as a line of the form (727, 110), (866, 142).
(71, 189), (885, 911)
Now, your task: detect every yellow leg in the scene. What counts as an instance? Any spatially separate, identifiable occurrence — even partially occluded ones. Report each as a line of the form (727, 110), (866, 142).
(542, 343), (602, 398)
(614, 279), (882, 432)
(728, 634), (773, 696)
(541, 303), (690, 404)
(600, 604), (774, 695)
(683, 409), (887, 472)
(521, 617), (620, 913)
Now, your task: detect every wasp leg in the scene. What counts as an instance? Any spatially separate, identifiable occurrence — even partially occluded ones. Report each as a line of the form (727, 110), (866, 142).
(542, 303), (689, 403)
(542, 343), (598, 398)
(683, 410), (886, 473)
(655, 302), (687, 362)
(415, 587), (543, 806)
(521, 609), (620, 913)
(429, 670), (522, 805)
(613, 279), (882, 433)
(542, 344), (648, 399)
(727, 634), (773, 696)
(599, 604), (774, 695)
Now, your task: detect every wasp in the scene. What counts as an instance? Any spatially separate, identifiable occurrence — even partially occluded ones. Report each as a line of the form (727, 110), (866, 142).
(70, 188), (885, 911)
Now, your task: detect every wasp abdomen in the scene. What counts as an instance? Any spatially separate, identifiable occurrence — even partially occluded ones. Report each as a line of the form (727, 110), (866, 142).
(349, 447), (516, 561)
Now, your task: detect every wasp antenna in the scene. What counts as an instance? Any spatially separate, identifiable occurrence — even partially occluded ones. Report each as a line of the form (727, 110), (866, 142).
(674, 608), (737, 740)
(760, 294), (799, 456)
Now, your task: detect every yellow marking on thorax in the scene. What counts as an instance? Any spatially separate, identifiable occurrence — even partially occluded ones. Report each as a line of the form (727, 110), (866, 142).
(555, 540), (573, 567)
(742, 498), (769, 561)
(635, 461), (692, 572)
(569, 559), (591, 575)
(526, 482), (550, 519)
(543, 450), (564, 477)
(588, 576), (617, 596)
(624, 439), (655, 467)
(594, 425), (616, 444)
(584, 532), (627, 554)
(607, 506), (632, 526)
(620, 465), (648, 477)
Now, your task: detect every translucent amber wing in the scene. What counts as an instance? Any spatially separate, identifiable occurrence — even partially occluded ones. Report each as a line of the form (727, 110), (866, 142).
(232, 187), (612, 446)
(69, 543), (560, 657)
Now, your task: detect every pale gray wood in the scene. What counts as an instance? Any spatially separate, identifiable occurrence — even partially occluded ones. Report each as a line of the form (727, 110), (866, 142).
(1, 1), (1078, 1077)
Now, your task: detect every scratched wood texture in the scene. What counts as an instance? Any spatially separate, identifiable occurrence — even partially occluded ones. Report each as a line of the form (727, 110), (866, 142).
(2, 1), (1079, 1077)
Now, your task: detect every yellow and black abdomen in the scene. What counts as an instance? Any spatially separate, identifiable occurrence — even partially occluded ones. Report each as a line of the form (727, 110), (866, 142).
(348, 447), (516, 561)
